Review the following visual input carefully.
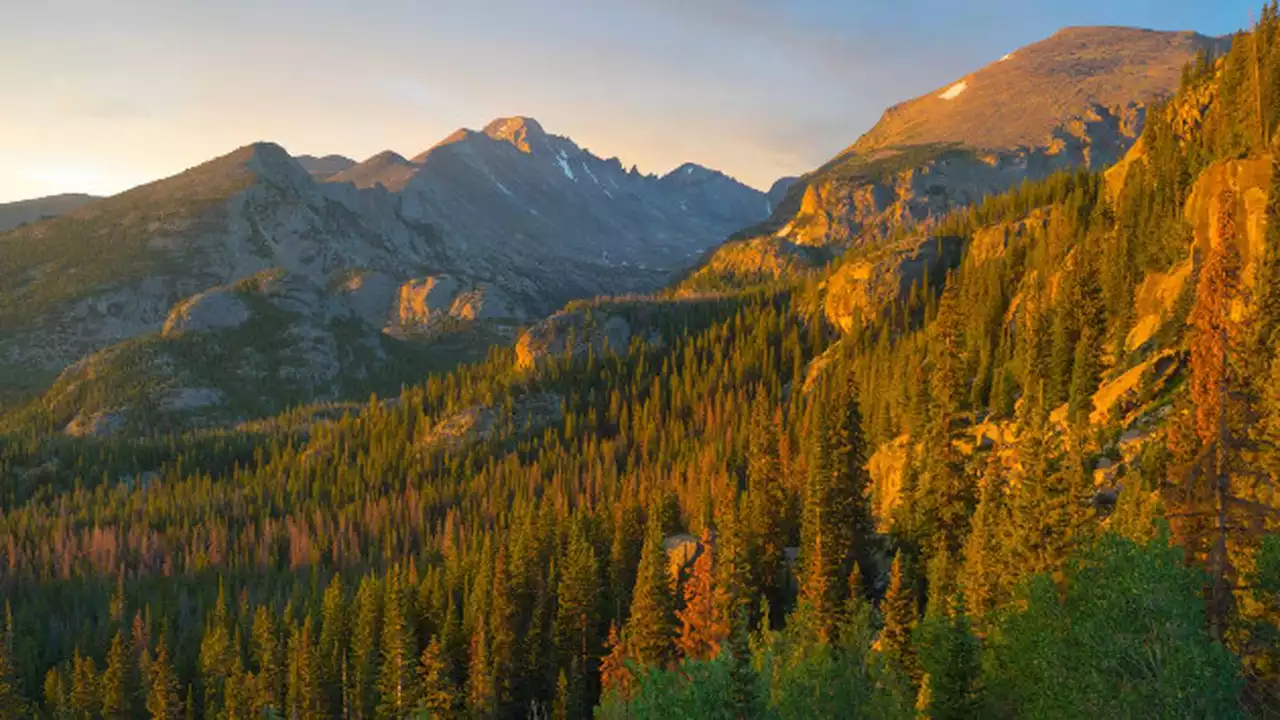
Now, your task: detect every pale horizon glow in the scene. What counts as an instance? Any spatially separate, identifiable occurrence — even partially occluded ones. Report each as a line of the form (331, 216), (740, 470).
(0, 0), (1256, 203)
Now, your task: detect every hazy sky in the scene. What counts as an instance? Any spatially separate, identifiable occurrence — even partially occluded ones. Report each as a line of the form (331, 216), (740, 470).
(0, 0), (1257, 202)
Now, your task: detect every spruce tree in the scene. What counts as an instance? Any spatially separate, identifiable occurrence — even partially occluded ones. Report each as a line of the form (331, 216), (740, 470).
(467, 619), (495, 717)
(961, 453), (1010, 620)
(101, 631), (133, 720)
(916, 598), (984, 720)
(378, 571), (419, 718)
(251, 605), (283, 714)
(418, 635), (457, 718)
(199, 584), (234, 717)
(70, 648), (100, 718)
(747, 395), (788, 608)
(350, 575), (383, 719)
(880, 553), (920, 684)
(146, 639), (182, 720)
(488, 549), (518, 713)
(317, 575), (348, 716)
(624, 506), (676, 669)
(554, 527), (600, 690)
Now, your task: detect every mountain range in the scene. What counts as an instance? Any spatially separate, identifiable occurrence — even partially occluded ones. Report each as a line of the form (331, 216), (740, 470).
(0, 117), (767, 431)
(0, 26), (1228, 435)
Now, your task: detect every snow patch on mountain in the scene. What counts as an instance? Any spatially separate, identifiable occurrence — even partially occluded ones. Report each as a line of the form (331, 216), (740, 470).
(939, 81), (968, 100)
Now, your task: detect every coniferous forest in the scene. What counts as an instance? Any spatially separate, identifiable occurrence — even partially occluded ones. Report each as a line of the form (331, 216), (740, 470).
(12, 8), (1280, 720)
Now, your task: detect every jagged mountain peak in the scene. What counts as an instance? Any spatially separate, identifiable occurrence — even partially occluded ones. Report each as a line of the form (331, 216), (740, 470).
(482, 116), (548, 153)
(662, 163), (725, 183)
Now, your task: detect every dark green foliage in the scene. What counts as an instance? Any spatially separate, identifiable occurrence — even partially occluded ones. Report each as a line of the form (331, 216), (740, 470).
(915, 601), (984, 719)
(986, 534), (1245, 719)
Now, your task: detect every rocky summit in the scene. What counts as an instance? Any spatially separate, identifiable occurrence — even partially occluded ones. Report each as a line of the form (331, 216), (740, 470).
(684, 27), (1229, 291)
(0, 117), (766, 429)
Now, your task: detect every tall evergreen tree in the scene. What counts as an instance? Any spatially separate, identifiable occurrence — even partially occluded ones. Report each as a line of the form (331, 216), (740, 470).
(379, 570), (419, 718)
(146, 639), (182, 720)
(880, 553), (920, 684)
(101, 631), (133, 720)
(418, 636), (458, 718)
(251, 605), (284, 714)
(747, 395), (788, 609)
(624, 506), (676, 670)
(350, 575), (383, 719)
(554, 525), (600, 711)
(961, 453), (1011, 620)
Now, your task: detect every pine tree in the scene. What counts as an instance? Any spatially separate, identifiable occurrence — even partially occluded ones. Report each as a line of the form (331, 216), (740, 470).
(418, 636), (457, 718)
(146, 639), (182, 720)
(488, 549), (518, 713)
(880, 553), (920, 684)
(747, 395), (788, 608)
(676, 527), (729, 661)
(251, 605), (283, 714)
(1003, 385), (1091, 580)
(1067, 326), (1101, 425)
(350, 575), (383, 719)
(608, 503), (644, 625)
(70, 647), (101, 718)
(554, 526), (600, 701)
(44, 665), (70, 719)
(378, 570), (419, 718)
(101, 631), (133, 720)
(624, 506), (676, 669)
(917, 598), (983, 720)
(798, 380), (873, 640)
(961, 453), (1010, 620)
(199, 584), (235, 717)
(285, 616), (323, 720)
(838, 564), (875, 654)
(467, 619), (495, 718)
(317, 574), (348, 716)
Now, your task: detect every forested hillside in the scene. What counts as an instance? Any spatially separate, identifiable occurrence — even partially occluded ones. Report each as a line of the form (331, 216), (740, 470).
(6, 8), (1280, 720)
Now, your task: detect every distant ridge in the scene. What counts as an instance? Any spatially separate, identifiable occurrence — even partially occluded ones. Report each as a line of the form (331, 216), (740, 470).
(0, 193), (100, 232)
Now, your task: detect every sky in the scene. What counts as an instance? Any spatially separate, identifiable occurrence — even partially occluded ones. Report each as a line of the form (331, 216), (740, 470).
(0, 0), (1259, 202)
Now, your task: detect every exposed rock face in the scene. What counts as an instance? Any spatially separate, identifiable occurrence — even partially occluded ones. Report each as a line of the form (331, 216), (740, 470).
(63, 410), (125, 439)
(690, 27), (1227, 290)
(1127, 259), (1192, 352)
(387, 275), (524, 337)
(1184, 156), (1273, 286)
(822, 236), (963, 331)
(420, 392), (565, 450)
(393, 276), (462, 332)
(516, 309), (633, 370)
(663, 533), (702, 580)
(162, 288), (251, 337)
